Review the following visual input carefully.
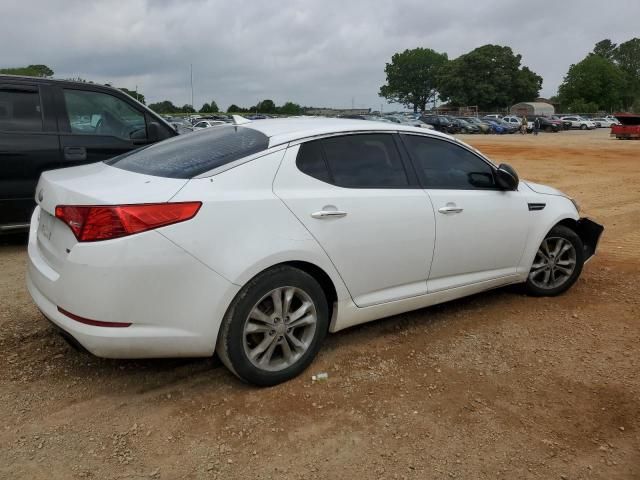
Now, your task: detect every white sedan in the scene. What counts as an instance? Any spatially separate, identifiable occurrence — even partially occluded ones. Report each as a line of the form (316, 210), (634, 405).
(27, 117), (603, 386)
(591, 117), (620, 128)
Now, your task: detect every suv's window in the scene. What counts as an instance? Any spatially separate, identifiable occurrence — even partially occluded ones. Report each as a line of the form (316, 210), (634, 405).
(63, 89), (146, 140)
(0, 88), (43, 132)
(106, 125), (269, 179)
(402, 135), (496, 189)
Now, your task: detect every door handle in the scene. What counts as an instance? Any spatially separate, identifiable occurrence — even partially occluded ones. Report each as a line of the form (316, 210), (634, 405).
(438, 206), (463, 214)
(63, 146), (87, 161)
(311, 210), (347, 219)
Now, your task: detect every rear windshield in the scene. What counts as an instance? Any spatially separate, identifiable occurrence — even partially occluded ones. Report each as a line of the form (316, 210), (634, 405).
(106, 125), (269, 178)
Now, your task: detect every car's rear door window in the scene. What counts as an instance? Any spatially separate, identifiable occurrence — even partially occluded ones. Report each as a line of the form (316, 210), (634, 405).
(297, 134), (409, 188)
(0, 87), (43, 132)
(106, 125), (269, 178)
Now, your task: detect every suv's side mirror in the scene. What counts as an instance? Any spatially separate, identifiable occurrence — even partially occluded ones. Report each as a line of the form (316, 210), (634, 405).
(496, 163), (519, 190)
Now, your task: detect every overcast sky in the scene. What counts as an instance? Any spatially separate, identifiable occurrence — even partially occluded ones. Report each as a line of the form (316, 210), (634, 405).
(2, 0), (639, 110)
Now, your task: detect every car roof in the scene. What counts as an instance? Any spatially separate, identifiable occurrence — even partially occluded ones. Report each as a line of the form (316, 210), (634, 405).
(241, 117), (451, 147)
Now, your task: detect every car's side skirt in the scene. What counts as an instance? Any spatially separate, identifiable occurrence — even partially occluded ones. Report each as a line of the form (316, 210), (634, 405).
(329, 274), (521, 332)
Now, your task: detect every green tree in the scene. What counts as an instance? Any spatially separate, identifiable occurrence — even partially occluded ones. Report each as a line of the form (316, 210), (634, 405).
(257, 99), (276, 113)
(227, 104), (243, 113)
(148, 100), (179, 114)
(614, 38), (640, 108)
(209, 100), (219, 113)
(558, 54), (625, 111)
(0, 64), (54, 77)
(379, 48), (448, 112)
(181, 104), (195, 113)
(437, 45), (542, 110)
(278, 101), (302, 115)
(120, 87), (145, 104)
(593, 39), (617, 60)
(199, 102), (211, 113)
(614, 38), (640, 78)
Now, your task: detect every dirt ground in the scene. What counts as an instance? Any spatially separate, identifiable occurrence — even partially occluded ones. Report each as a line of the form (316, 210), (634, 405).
(1, 129), (638, 480)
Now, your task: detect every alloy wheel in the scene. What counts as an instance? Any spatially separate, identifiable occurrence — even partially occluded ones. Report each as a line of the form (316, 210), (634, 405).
(528, 237), (577, 290)
(242, 287), (317, 372)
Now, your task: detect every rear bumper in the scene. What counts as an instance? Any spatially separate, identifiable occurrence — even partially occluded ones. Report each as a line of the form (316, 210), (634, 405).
(26, 208), (240, 359)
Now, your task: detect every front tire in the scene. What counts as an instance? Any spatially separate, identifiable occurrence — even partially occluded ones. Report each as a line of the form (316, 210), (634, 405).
(580, 124), (587, 130)
(216, 266), (329, 386)
(524, 225), (584, 296)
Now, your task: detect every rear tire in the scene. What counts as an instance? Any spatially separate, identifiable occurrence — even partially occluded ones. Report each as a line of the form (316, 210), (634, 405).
(524, 225), (584, 296)
(216, 266), (328, 386)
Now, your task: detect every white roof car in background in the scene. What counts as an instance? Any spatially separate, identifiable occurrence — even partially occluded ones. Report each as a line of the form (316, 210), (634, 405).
(26, 117), (603, 386)
(193, 120), (226, 130)
(560, 116), (597, 130)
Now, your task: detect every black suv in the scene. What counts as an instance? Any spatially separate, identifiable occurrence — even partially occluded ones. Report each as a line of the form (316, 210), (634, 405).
(0, 75), (176, 232)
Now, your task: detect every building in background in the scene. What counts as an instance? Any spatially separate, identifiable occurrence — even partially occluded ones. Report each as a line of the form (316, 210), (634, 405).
(509, 102), (555, 116)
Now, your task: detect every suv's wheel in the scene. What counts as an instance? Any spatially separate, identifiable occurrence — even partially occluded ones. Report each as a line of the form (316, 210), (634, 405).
(216, 266), (329, 386)
(580, 124), (587, 130)
(524, 225), (584, 296)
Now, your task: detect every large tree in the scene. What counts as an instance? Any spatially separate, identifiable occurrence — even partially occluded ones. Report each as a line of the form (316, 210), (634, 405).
(257, 99), (276, 113)
(278, 101), (302, 115)
(148, 100), (179, 114)
(0, 64), (54, 77)
(558, 54), (625, 111)
(379, 48), (448, 112)
(593, 39), (618, 61)
(437, 45), (542, 110)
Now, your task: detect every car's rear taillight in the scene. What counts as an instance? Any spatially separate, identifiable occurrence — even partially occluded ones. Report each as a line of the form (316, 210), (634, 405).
(54, 202), (201, 242)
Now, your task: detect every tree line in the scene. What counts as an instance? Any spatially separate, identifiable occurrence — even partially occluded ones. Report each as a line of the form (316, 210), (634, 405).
(379, 38), (640, 113)
(4, 38), (639, 116)
(146, 98), (304, 115)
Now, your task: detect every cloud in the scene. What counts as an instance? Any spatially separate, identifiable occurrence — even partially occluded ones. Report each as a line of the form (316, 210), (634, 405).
(2, 0), (638, 110)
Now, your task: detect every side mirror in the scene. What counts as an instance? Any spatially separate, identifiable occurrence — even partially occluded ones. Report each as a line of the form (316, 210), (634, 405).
(147, 122), (162, 142)
(496, 163), (519, 190)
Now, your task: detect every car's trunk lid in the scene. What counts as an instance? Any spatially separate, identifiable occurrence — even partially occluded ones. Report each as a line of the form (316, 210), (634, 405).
(34, 162), (188, 272)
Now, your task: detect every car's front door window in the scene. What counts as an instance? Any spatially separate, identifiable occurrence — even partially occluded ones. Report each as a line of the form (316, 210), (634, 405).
(402, 135), (496, 189)
(63, 89), (146, 140)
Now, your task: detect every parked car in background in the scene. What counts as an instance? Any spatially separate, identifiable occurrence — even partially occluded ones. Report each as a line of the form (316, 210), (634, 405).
(503, 115), (532, 131)
(458, 117), (490, 134)
(487, 118), (519, 134)
(591, 117), (620, 128)
(420, 115), (457, 134)
(0, 75), (176, 233)
(560, 116), (597, 130)
(27, 117), (603, 386)
(480, 118), (508, 134)
(385, 115), (434, 130)
(484, 114), (502, 120)
(450, 117), (480, 134)
(193, 119), (227, 130)
(550, 116), (572, 130)
(526, 116), (560, 133)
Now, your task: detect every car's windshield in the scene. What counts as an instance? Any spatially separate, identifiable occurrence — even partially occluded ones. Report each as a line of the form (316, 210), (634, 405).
(106, 125), (269, 178)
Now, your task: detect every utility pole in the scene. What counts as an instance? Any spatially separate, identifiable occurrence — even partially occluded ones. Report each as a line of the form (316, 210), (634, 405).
(190, 64), (194, 112)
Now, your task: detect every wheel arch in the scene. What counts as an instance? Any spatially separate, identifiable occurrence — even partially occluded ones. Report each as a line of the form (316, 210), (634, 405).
(223, 258), (343, 338)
